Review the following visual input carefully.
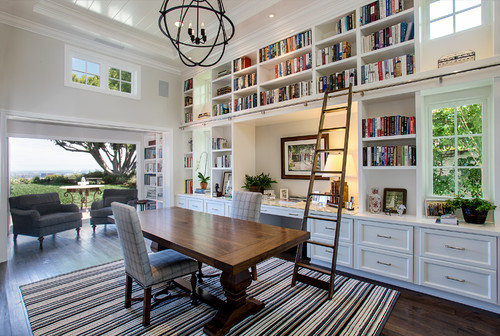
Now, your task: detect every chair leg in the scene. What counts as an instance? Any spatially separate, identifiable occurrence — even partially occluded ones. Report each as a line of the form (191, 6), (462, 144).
(92, 225), (96, 233)
(38, 237), (44, 249)
(197, 261), (204, 283)
(76, 227), (81, 236)
(251, 265), (258, 280)
(125, 275), (132, 308)
(143, 287), (152, 326)
(190, 273), (198, 305)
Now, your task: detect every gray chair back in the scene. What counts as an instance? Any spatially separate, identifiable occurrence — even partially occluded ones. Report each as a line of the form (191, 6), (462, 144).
(103, 189), (138, 207)
(230, 190), (262, 222)
(9, 192), (61, 210)
(111, 202), (152, 287)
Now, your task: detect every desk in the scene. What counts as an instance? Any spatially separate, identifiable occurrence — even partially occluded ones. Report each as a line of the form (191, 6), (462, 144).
(138, 207), (309, 336)
(60, 185), (105, 210)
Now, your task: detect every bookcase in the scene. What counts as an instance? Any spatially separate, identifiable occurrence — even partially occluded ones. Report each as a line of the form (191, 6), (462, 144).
(183, 78), (193, 123)
(143, 133), (167, 209)
(182, 130), (193, 194)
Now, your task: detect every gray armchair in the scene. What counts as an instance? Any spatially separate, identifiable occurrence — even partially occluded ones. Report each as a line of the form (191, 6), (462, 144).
(9, 192), (82, 248)
(90, 189), (138, 232)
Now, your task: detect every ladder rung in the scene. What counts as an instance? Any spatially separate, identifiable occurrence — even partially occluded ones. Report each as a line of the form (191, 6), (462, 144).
(324, 106), (347, 113)
(306, 240), (335, 248)
(308, 193), (329, 197)
(316, 148), (344, 153)
(295, 273), (330, 290)
(297, 262), (331, 275)
(304, 215), (338, 222)
(313, 170), (342, 174)
(320, 126), (346, 133)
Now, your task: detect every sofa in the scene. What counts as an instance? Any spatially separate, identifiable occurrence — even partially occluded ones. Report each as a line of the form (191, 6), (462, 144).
(90, 189), (138, 231)
(9, 192), (82, 248)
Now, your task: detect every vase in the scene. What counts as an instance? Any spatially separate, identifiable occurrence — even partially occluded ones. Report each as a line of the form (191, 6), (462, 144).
(462, 207), (488, 224)
(368, 187), (382, 213)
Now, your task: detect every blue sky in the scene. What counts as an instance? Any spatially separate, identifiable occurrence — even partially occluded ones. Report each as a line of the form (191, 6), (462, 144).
(9, 138), (102, 172)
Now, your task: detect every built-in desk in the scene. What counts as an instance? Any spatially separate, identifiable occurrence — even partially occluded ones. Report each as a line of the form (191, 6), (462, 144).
(175, 193), (500, 313)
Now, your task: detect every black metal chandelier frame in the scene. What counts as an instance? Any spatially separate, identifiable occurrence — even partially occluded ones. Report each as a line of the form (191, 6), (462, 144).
(158, 0), (235, 67)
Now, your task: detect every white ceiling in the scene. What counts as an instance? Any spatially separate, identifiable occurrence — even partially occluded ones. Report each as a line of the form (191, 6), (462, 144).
(0, 0), (353, 72)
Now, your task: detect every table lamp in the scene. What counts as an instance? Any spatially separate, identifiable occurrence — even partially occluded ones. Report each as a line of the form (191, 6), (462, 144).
(322, 153), (355, 207)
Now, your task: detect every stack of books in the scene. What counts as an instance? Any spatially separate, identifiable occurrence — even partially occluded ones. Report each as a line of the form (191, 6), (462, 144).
(436, 214), (458, 225)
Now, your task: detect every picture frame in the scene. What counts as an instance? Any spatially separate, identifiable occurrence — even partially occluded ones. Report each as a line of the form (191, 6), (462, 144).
(280, 188), (289, 200)
(425, 199), (453, 217)
(222, 172), (232, 197)
(383, 188), (407, 214)
(281, 134), (329, 180)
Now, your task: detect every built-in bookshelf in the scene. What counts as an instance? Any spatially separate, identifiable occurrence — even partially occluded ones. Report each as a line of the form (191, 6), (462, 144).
(143, 133), (166, 209)
(183, 78), (193, 123)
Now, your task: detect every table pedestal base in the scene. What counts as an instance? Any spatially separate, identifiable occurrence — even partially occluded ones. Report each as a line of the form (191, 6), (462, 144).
(203, 269), (264, 336)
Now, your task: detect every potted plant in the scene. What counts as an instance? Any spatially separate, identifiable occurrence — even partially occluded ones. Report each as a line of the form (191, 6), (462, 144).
(446, 194), (496, 224)
(198, 172), (210, 190)
(242, 173), (277, 193)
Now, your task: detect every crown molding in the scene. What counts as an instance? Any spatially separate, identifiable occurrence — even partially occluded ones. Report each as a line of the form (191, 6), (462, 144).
(0, 11), (181, 75)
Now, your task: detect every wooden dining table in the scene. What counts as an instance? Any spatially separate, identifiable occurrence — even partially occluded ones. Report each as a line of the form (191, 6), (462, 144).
(137, 206), (310, 336)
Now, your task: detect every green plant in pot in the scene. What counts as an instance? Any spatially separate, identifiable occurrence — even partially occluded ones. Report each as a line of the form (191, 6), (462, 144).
(242, 173), (277, 193)
(446, 194), (496, 224)
(198, 172), (210, 190)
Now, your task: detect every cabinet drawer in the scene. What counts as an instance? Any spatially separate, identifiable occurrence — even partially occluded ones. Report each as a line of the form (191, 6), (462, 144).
(308, 218), (353, 243)
(356, 246), (413, 282)
(204, 200), (225, 216)
(261, 206), (303, 219)
(356, 220), (413, 254)
(309, 242), (353, 268)
(418, 229), (497, 270)
(418, 257), (497, 304)
(187, 198), (203, 212)
(175, 196), (186, 208)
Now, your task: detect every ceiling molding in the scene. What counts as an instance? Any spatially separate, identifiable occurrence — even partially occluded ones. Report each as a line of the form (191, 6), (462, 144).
(0, 11), (181, 75)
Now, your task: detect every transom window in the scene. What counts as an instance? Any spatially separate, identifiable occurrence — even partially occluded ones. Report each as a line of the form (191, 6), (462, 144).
(431, 101), (485, 197)
(109, 67), (132, 93)
(429, 0), (482, 39)
(72, 58), (100, 87)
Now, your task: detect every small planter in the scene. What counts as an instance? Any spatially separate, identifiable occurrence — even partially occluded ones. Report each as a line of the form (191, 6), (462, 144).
(249, 186), (264, 193)
(462, 207), (489, 224)
(200, 182), (208, 190)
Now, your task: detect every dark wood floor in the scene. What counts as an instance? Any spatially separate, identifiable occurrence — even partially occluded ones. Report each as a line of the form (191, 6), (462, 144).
(1, 219), (499, 336)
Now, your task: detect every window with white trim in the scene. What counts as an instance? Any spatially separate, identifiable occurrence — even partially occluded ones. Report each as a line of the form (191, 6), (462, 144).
(424, 86), (492, 200)
(65, 46), (140, 99)
(429, 0), (482, 39)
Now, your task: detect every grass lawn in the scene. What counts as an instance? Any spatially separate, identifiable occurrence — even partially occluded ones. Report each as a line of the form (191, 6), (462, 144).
(10, 184), (134, 206)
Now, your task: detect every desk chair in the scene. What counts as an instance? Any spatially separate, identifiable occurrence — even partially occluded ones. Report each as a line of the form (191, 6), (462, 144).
(197, 190), (262, 281)
(111, 202), (198, 326)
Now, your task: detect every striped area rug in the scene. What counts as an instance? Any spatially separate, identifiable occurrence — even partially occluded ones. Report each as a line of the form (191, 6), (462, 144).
(20, 258), (399, 336)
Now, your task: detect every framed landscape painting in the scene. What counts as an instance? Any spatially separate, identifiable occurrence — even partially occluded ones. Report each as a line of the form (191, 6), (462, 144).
(281, 134), (329, 180)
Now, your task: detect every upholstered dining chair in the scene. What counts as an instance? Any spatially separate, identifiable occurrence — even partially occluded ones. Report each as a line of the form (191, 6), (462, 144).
(197, 190), (263, 281)
(111, 202), (198, 326)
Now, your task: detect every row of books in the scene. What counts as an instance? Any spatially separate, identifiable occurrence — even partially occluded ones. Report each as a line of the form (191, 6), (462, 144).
(184, 96), (192, 107)
(233, 56), (252, 72)
(144, 174), (157, 186)
(214, 154), (232, 168)
(213, 103), (231, 116)
(360, 54), (415, 84)
(362, 115), (416, 138)
(145, 188), (156, 199)
(360, 0), (411, 26)
(317, 41), (352, 67)
(234, 72), (256, 91)
(335, 12), (356, 34)
(144, 162), (156, 173)
(184, 156), (193, 168)
(259, 30), (312, 63)
(157, 175), (163, 188)
(274, 53), (312, 79)
(184, 111), (193, 123)
(212, 137), (230, 150)
(317, 69), (357, 93)
(183, 78), (193, 92)
(362, 21), (414, 53)
(216, 86), (231, 97)
(362, 145), (416, 167)
(144, 147), (156, 160)
(184, 179), (193, 194)
(260, 80), (313, 106)
(234, 93), (258, 112)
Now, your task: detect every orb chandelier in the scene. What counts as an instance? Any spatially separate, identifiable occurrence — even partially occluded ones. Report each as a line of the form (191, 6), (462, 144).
(158, 0), (235, 67)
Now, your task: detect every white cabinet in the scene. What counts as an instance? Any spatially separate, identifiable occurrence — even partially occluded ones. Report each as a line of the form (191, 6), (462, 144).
(354, 219), (413, 282)
(416, 228), (498, 304)
(175, 195), (187, 208)
(187, 198), (203, 212)
(204, 199), (225, 216)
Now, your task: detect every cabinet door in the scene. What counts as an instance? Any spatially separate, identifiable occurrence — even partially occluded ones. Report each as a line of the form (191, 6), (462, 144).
(187, 198), (203, 212)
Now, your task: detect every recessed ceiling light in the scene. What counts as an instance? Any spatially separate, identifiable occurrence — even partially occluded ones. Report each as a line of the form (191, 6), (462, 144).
(268, 13), (275, 18)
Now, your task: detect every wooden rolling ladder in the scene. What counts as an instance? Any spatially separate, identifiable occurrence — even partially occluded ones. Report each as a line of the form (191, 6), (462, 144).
(291, 84), (353, 299)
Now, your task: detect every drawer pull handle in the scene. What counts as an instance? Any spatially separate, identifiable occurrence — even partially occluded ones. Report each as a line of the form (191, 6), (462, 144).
(377, 261), (392, 266)
(326, 249), (333, 253)
(326, 227), (336, 231)
(211, 208), (218, 211)
(446, 276), (465, 283)
(445, 245), (465, 251)
(289, 213), (299, 216)
(377, 234), (392, 239)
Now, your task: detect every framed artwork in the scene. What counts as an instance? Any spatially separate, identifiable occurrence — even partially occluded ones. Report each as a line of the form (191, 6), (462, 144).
(281, 134), (329, 180)
(383, 188), (407, 214)
(222, 172), (232, 197)
(280, 188), (289, 200)
(425, 199), (453, 217)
